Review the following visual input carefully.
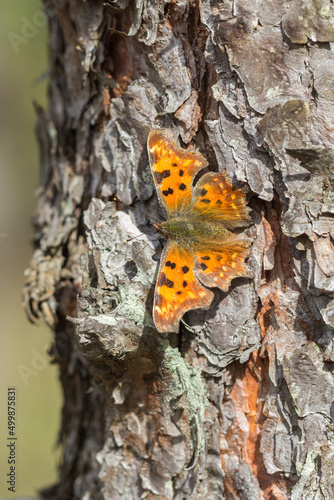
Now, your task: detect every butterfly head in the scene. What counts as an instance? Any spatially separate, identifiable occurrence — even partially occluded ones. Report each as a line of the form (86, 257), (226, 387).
(153, 222), (168, 237)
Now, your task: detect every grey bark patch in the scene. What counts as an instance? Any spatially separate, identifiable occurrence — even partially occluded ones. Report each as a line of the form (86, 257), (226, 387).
(283, 343), (334, 418)
(282, 0), (334, 44)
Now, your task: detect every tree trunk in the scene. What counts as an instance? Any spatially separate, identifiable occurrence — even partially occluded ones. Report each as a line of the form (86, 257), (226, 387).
(24, 0), (334, 499)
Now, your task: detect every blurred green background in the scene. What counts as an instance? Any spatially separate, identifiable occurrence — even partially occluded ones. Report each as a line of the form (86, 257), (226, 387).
(0, 2), (61, 497)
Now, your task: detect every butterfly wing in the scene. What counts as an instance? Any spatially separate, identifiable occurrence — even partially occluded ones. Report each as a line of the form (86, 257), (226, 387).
(193, 238), (251, 292)
(153, 241), (214, 333)
(192, 172), (251, 229)
(148, 129), (208, 217)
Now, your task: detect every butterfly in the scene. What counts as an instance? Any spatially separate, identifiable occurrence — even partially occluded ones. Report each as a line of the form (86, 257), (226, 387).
(147, 128), (252, 333)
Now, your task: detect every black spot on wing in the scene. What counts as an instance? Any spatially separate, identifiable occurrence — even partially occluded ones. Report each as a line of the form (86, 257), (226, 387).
(165, 260), (176, 270)
(182, 281), (187, 288)
(161, 273), (174, 288)
(172, 163), (178, 167)
(200, 198), (210, 205)
(176, 291), (182, 295)
(179, 169), (184, 177)
(179, 183), (187, 191)
(200, 188), (208, 196)
(216, 199), (222, 206)
(200, 263), (208, 271)
(162, 187), (174, 197)
(155, 170), (171, 184)
(201, 256), (210, 261)
(182, 266), (189, 274)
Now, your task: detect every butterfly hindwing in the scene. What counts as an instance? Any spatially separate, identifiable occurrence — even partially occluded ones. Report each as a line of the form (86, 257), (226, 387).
(192, 172), (251, 228)
(154, 241), (214, 333)
(194, 238), (251, 292)
(148, 129), (208, 216)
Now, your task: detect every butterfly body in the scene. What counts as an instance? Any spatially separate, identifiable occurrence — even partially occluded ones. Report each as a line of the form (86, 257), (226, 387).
(148, 129), (252, 333)
(155, 218), (233, 242)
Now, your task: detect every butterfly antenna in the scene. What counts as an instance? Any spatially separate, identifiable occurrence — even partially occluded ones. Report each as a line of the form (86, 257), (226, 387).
(126, 234), (145, 243)
(112, 195), (160, 224)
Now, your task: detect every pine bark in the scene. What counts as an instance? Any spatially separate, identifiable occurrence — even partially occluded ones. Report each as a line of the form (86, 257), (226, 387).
(24, 0), (334, 499)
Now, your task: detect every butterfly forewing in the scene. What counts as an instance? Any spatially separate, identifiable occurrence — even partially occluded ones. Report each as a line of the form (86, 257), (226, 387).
(154, 241), (214, 333)
(148, 129), (208, 217)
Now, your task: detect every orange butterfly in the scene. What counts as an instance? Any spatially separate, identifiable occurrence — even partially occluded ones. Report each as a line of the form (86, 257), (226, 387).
(148, 129), (252, 333)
